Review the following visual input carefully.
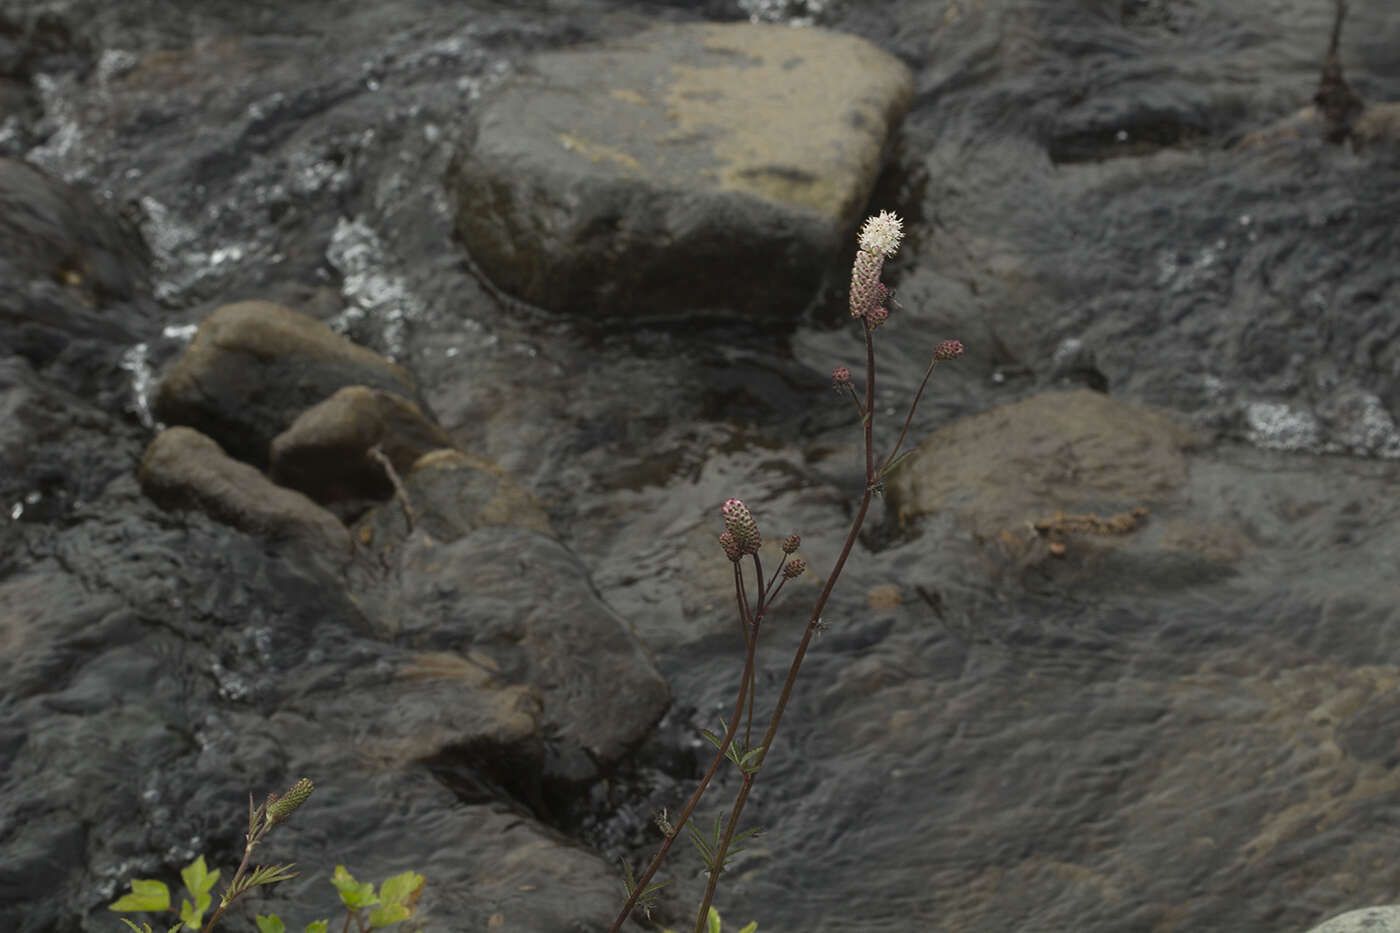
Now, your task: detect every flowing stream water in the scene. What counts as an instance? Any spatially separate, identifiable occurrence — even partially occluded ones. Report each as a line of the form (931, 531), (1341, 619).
(6, 1), (1400, 931)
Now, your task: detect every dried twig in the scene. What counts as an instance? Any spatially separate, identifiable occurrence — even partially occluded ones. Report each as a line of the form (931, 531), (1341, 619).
(367, 444), (416, 532)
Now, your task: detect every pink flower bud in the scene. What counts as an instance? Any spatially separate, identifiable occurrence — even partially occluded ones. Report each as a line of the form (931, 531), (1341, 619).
(782, 533), (800, 554)
(718, 530), (743, 562)
(782, 557), (807, 579)
(721, 498), (761, 555)
(866, 305), (889, 329)
(831, 366), (851, 388)
(848, 249), (884, 318)
(934, 339), (964, 361)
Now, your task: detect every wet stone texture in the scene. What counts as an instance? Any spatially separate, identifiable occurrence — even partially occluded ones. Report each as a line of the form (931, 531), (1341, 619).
(3, 1), (1400, 933)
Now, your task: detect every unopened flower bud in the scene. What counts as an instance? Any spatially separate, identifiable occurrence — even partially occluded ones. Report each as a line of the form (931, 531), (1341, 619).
(721, 498), (761, 555)
(782, 557), (807, 580)
(934, 339), (964, 361)
(859, 211), (904, 258)
(848, 249), (884, 318)
(832, 366), (851, 388)
(866, 305), (889, 329)
(782, 533), (800, 554)
(266, 778), (314, 827)
(718, 530), (743, 562)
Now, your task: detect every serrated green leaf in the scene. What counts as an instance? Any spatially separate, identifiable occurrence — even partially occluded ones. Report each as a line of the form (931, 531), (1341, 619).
(368, 903), (412, 927)
(706, 906), (722, 933)
(110, 879), (171, 912)
(178, 899), (200, 927)
(181, 855), (219, 899)
(378, 871), (424, 907)
(331, 864), (379, 910)
(700, 729), (723, 750)
(303, 921), (329, 933)
(255, 915), (286, 933)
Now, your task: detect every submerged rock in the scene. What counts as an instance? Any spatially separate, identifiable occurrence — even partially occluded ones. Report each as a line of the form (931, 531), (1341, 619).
(450, 21), (912, 319)
(888, 389), (1200, 539)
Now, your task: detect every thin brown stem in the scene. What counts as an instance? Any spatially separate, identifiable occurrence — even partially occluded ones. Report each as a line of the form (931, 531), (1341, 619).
(200, 800), (262, 933)
(690, 329), (880, 933)
(880, 356), (940, 475)
(606, 586), (761, 933)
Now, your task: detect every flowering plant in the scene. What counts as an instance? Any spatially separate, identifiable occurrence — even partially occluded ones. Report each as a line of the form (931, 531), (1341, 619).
(109, 779), (425, 933)
(612, 212), (962, 932)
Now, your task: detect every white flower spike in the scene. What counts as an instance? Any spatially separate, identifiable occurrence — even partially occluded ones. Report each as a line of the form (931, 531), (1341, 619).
(858, 210), (903, 258)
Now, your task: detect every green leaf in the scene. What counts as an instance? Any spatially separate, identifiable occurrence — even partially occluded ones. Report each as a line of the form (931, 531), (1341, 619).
(118, 922), (154, 933)
(707, 906), (722, 933)
(685, 822), (715, 869)
(378, 871), (424, 907)
(255, 915), (287, 933)
(110, 879), (171, 912)
(737, 746), (764, 774)
(176, 855), (217, 927)
(368, 903), (412, 927)
(331, 864), (380, 911)
(736, 923), (758, 933)
(181, 856), (219, 900)
(700, 728), (723, 750)
(303, 922), (329, 933)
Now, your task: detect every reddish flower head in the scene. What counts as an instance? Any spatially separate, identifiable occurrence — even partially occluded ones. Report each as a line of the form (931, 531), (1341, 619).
(721, 498), (761, 555)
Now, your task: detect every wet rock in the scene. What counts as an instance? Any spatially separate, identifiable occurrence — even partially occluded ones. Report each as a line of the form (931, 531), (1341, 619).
(353, 448), (553, 550)
(359, 526), (669, 785)
(0, 354), (141, 521)
(294, 648), (548, 805)
(450, 22), (912, 319)
(270, 386), (454, 506)
(1305, 907), (1400, 933)
(0, 156), (148, 303)
(139, 425), (350, 557)
(152, 301), (426, 466)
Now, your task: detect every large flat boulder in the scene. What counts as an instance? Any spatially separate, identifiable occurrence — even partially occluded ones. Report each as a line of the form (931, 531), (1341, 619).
(450, 22), (913, 318)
